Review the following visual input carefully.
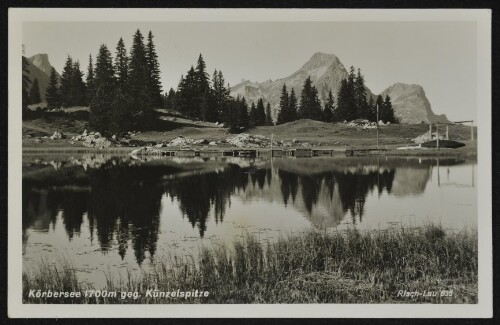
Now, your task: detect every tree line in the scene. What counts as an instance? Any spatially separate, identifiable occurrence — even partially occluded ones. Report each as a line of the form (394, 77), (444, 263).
(161, 54), (274, 132)
(276, 66), (397, 125)
(33, 36), (397, 135)
(43, 29), (163, 135)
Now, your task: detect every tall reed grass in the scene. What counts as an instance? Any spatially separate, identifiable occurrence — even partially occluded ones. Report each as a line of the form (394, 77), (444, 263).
(23, 225), (477, 304)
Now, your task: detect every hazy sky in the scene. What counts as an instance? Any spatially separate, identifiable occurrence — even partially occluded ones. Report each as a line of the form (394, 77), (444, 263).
(23, 21), (477, 121)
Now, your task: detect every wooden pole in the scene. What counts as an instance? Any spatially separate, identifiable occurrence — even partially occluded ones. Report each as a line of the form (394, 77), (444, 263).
(471, 121), (474, 141)
(271, 133), (274, 156)
(436, 123), (440, 150)
(429, 123), (432, 138)
(446, 125), (449, 140)
(376, 104), (379, 150)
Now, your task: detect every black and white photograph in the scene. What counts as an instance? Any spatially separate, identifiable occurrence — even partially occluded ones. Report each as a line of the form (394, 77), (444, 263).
(7, 8), (492, 318)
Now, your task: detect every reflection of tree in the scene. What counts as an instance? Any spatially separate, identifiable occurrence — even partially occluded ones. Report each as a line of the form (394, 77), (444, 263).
(333, 169), (395, 222)
(278, 170), (298, 206)
(86, 160), (164, 264)
(164, 165), (250, 237)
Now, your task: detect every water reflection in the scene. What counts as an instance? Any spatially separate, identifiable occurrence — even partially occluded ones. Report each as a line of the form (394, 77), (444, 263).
(23, 155), (476, 266)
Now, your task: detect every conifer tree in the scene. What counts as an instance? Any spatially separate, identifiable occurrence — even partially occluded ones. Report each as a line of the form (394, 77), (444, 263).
(249, 102), (257, 127)
(322, 90), (334, 122)
(277, 84), (289, 125)
(354, 68), (370, 119)
(288, 88), (298, 122)
(115, 37), (129, 92)
(265, 102), (273, 125)
(60, 56), (74, 107)
(238, 97), (249, 129)
(146, 31), (163, 107)
(71, 60), (87, 106)
(90, 44), (116, 133)
(381, 95), (396, 123)
(256, 98), (266, 125)
(45, 67), (61, 109)
(128, 29), (155, 129)
(298, 76), (322, 120)
(164, 88), (176, 110)
(212, 69), (230, 122)
(367, 95), (376, 122)
(86, 54), (95, 104)
(29, 78), (41, 104)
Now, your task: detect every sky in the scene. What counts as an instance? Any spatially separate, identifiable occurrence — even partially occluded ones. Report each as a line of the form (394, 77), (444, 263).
(23, 21), (477, 121)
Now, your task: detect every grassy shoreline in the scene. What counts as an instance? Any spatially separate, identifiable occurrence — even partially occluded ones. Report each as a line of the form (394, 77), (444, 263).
(23, 225), (478, 304)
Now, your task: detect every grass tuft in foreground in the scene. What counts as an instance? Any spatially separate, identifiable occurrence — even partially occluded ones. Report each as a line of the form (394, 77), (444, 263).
(23, 225), (477, 304)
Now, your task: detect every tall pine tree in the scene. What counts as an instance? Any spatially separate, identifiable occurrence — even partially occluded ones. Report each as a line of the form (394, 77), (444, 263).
(60, 56), (74, 107)
(146, 31), (163, 108)
(277, 84), (289, 125)
(298, 76), (322, 120)
(86, 54), (95, 104)
(45, 67), (61, 109)
(115, 37), (129, 92)
(256, 98), (266, 125)
(71, 60), (87, 106)
(128, 29), (155, 129)
(90, 44), (116, 133)
(323, 90), (334, 122)
(29, 78), (41, 104)
(265, 102), (273, 125)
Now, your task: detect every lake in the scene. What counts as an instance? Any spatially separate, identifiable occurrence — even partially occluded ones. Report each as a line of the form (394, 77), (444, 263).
(22, 154), (477, 288)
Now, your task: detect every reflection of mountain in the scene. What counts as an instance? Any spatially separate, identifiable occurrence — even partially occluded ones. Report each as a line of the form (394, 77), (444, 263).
(22, 156), (467, 264)
(392, 167), (431, 196)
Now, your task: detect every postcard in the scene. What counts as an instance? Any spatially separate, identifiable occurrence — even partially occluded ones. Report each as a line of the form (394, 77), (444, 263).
(8, 8), (492, 318)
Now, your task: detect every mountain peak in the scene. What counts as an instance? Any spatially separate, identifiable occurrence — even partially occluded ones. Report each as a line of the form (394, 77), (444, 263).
(28, 53), (53, 77)
(301, 52), (341, 72)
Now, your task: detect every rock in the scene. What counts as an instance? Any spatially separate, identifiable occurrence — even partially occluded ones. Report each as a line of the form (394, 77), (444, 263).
(167, 136), (195, 147)
(50, 130), (65, 140)
(193, 139), (209, 145)
(154, 143), (164, 148)
(34, 138), (42, 143)
(208, 141), (217, 146)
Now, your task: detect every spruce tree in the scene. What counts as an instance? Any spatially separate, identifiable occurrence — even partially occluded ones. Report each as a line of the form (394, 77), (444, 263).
(91, 44), (116, 133)
(212, 69), (230, 122)
(323, 90), (334, 122)
(277, 84), (289, 125)
(60, 56), (74, 107)
(288, 88), (298, 121)
(249, 102), (257, 127)
(238, 97), (249, 129)
(115, 37), (129, 92)
(265, 102), (273, 125)
(382, 95), (396, 123)
(164, 88), (176, 110)
(29, 78), (41, 104)
(71, 60), (87, 106)
(128, 29), (155, 129)
(298, 76), (322, 120)
(86, 54), (95, 104)
(146, 31), (163, 107)
(354, 68), (370, 119)
(256, 98), (266, 125)
(45, 67), (61, 109)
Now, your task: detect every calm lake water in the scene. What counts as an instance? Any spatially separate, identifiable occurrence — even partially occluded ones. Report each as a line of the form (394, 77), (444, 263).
(22, 154), (477, 287)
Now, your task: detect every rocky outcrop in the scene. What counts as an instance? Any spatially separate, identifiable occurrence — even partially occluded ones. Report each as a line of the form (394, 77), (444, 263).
(380, 83), (449, 124)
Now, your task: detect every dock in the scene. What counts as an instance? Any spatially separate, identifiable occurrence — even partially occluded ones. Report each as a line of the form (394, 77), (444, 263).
(130, 147), (386, 158)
